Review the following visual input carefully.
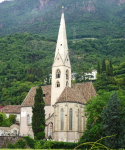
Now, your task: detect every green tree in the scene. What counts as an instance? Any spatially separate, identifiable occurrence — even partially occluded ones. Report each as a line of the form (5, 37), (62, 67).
(97, 61), (100, 74)
(118, 107), (125, 147)
(0, 112), (12, 127)
(101, 59), (106, 73)
(109, 60), (113, 76)
(9, 114), (16, 124)
(0, 113), (3, 126)
(101, 91), (121, 149)
(32, 86), (45, 140)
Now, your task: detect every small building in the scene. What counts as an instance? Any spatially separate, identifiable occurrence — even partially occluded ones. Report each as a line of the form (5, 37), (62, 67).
(0, 106), (4, 109)
(1, 105), (21, 123)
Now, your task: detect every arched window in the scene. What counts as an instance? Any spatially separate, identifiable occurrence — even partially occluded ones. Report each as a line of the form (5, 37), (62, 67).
(61, 108), (64, 130)
(66, 70), (69, 80)
(66, 81), (69, 87)
(57, 81), (60, 88)
(27, 114), (30, 125)
(56, 69), (61, 78)
(69, 108), (73, 130)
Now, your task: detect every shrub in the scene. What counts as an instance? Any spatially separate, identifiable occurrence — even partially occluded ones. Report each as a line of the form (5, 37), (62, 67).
(42, 141), (55, 149)
(7, 143), (15, 149)
(24, 136), (36, 149)
(9, 114), (16, 124)
(41, 141), (77, 149)
(34, 141), (42, 149)
(36, 131), (45, 140)
(15, 139), (26, 149)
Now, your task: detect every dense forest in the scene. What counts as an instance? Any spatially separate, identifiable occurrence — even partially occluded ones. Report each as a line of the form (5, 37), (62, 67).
(0, 33), (125, 105)
(0, 0), (125, 38)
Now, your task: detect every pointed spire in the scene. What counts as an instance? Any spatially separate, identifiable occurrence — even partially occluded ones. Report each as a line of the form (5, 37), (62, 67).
(54, 12), (69, 62)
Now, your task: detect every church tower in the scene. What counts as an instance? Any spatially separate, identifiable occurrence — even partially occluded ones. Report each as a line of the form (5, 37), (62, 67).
(51, 10), (71, 110)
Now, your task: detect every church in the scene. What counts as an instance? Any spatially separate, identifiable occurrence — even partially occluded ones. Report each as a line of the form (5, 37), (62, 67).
(19, 10), (96, 142)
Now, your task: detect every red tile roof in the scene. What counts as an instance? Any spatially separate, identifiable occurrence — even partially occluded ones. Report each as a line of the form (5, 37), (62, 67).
(21, 82), (96, 107)
(0, 106), (4, 109)
(1, 105), (21, 114)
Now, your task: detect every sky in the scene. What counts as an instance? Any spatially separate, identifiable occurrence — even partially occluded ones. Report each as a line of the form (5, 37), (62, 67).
(0, 0), (13, 3)
(0, 0), (4, 2)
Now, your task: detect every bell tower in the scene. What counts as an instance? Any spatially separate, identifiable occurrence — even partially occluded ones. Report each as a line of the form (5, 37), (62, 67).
(51, 8), (71, 111)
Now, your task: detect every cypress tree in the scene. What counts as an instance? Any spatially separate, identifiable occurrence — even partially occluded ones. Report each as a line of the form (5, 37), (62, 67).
(101, 59), (106, 73)
(118, 107), (125, 148)
(97, 61), (100, 74)
(101, 91), (121, 149)
(109, 60), (113, 76)
(32, 85), (45, 140)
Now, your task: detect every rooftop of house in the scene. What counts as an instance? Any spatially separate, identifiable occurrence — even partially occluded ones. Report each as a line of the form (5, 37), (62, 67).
(0, 106), (4, 109)
(1, 105), (21, 114)
(21, 82), (96, 107)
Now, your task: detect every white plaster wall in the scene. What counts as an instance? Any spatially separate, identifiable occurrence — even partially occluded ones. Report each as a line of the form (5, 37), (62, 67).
(44, 106), (53, 119)
(20, 107), (32, 136)
(20, 106), (52, 136)
(6, 113), (20, 122)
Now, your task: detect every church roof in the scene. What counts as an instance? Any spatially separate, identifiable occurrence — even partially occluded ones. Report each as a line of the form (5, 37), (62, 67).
(71, 82), (97, 102)
(21, 85), (51, 107)
(56, 87), (86, 104)
(21, 82), (96, 107)
(56, 82), (96, 104)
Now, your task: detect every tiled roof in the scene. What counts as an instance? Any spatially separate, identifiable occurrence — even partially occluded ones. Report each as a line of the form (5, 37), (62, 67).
(1, 105), (21, 114)
(56, 87), (86, 104)
(21, 82), (96, 107)
(0, 106), (4, 109)
(21, 85), (51, 107)
(71, 82), (97, 101)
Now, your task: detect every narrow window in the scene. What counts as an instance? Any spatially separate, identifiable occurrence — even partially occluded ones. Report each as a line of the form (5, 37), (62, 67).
(61, 108), (64, 130)
(56, 69), (61, 78)
(27, 114), (30, 125)
(69, 108), (73, 130)
(43, 94), (46, 97)
(66, 70), (69, 80)
(66, 81), (69, 87)
(78, 109), (79, 131)
(57, 81), (60, 88)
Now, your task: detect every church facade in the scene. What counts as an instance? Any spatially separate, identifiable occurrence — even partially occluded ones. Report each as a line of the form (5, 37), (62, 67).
(19, 11), (96, 142)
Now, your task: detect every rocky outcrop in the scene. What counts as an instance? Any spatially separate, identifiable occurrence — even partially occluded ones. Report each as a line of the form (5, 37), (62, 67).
(0, 24), (3, 28)
(33, 0), (60, 11)
(118, 0), (125, 5)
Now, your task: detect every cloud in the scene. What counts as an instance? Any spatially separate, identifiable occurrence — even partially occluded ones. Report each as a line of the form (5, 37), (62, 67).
(0, 0), (13, 3)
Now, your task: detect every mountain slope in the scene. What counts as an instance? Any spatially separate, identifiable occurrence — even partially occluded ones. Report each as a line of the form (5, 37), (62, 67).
(0, 0), (125, 38)
(0, 33), (125, 105)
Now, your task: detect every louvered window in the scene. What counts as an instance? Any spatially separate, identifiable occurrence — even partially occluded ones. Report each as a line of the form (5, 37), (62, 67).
(66, 70), (69, 80)
(56, 69), (61, 78)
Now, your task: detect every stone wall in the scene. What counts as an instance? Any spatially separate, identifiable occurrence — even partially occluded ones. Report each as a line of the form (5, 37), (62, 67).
(0, 124), (19, 136)
(53, 102), (86, 142)
(0, 136), (24, 148)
